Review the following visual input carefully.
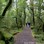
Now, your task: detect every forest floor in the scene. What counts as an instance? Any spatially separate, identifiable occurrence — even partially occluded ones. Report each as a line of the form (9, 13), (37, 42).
(32, 29), (44, 44)
(34, 33), (44, 44)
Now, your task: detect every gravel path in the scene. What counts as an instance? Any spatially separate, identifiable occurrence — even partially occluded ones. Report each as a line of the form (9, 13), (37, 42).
(14, 26), (36, 44)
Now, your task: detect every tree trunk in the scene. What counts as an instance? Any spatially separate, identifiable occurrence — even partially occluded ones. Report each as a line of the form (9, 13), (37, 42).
(43, 23), (44, 32)
(16, 0), (18, 28)
(30, 0), (35, 25)
(2, 0), (12, 16)
(24, 8), (26, 25)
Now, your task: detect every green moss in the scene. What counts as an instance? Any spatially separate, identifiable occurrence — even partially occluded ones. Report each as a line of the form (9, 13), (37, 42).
(0, 40), (5, 44)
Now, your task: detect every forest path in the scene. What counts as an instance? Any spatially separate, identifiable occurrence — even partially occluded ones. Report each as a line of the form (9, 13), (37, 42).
(14, 26), (36, 44)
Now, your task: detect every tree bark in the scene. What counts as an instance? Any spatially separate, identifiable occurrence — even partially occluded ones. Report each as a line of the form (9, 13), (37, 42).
(30, 0), (35, 25)
(24, 7), (26, 25)
(43, 23), (44, 32)
(2, 0), (12, 16)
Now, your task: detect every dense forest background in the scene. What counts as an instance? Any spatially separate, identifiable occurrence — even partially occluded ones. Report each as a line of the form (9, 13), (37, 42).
(0, 0), (44, 44)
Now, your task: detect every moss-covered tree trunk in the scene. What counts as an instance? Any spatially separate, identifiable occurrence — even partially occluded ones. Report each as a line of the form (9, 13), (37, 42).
(30, 0), (35, 25)
(2, 0), (12, 17)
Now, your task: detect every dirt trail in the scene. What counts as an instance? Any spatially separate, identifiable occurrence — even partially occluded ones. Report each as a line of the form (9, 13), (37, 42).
(14, 26), (36, 44)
